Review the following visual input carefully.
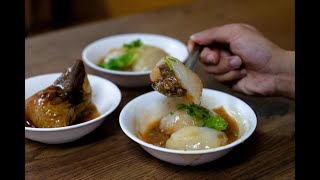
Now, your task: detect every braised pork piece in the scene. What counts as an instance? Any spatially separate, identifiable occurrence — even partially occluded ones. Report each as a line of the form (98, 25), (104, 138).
(25, 60), (99, 128)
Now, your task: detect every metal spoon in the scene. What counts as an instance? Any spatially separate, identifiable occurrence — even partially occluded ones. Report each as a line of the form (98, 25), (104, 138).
(184, 44), (204, 71)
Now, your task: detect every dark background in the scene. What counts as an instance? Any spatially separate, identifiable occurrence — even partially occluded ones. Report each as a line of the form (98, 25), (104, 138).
(25, 0), (193, 37)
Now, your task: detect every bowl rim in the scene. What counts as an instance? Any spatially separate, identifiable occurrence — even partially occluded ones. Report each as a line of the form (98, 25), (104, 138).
(82, 33), (188, 76)
(25, 73), (122, 132)
(119, 89), (257, 155)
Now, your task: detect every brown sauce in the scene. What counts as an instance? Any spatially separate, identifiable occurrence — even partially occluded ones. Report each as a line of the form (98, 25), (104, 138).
(72, 103), (100, 125)
(140, 106), (239, 147)
(25, 103), (100, 128)
(213, 106), (239, 144)
(138, 121), (171, 147)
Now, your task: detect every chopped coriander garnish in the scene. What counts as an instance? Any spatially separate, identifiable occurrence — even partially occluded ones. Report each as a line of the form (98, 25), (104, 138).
(163, 56), (173, 71)
(167, 57), (177, 62)
(203, 115), (228, 130)
(99, 50), (138, 70)
(176, 103), (188, 110)
(176, 103), (228, 131)
(99, 39), (143, 70)
(123, 39), (143, 48)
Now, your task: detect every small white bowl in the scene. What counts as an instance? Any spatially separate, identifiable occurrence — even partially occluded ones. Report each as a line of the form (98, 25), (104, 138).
(119, 89), (257, 166)
(82, 33), (188, 87)
(25, 73), (121, 144)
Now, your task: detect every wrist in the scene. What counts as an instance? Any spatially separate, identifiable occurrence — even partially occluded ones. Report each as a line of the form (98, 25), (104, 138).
(274, 73), (295, 99)
(272, 49), (295, 75)
(270, 49), (295, 99)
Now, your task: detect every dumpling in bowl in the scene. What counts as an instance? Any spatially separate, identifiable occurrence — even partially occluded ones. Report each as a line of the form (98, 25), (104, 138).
(165, 126), (228, 150)
(25, 60), (98, 128)
(160, 110), (197, 135)
(98, 39), (169, 72)
(150, 56), (203, 104)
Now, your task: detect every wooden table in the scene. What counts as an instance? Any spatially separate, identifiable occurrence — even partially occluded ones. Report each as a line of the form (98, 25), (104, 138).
(25, 0), (295, 179)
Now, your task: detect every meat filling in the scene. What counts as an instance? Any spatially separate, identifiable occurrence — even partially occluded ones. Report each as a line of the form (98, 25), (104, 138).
(151, 64), (187, 97)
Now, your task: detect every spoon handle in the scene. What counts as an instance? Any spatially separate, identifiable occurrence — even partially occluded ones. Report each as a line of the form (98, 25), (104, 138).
(184, 44), (204, 71)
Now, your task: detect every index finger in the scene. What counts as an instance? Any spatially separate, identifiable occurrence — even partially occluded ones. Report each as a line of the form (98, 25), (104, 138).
(190, 24), (240, 45)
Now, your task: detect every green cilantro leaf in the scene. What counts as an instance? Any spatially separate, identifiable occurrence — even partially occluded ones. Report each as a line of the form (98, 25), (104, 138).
(99, 51), (138, 70)
(176, 103), (228, 131)
(163, 56), (174, 71)
(204, 115), (228, 131)
(167, 57), (177, 62)
(123, 39), (143, 48)
(176, 103), (188, 110)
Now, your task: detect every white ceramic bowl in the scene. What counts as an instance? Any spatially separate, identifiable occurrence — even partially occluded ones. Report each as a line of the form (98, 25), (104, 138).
(119, 89), (257, 166)
(82, 33), (188, 87)
(25, 73), (121, 144)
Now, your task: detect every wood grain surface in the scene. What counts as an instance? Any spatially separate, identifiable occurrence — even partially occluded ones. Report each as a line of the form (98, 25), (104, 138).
(25, 0), (295, 179)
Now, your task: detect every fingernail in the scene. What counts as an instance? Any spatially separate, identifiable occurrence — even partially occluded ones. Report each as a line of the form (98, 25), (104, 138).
(240, 69), (247, 76)
(207, 54), (214, 63)
(190, 33), (199, 40)
(229, 58), (241, 68)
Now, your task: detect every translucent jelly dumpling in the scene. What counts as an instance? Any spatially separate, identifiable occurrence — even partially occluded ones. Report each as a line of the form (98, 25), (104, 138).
(165, 126), (228, 150)
(160, 110), (198, 135)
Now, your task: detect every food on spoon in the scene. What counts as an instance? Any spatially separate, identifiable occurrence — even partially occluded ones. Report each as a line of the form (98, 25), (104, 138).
(25, 60), (99, 128)
(98, 39), (168, 71)
(150, 56), (203, 104)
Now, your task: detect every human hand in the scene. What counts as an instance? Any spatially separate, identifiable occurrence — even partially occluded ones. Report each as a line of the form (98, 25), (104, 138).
(188, 23), (295, 99)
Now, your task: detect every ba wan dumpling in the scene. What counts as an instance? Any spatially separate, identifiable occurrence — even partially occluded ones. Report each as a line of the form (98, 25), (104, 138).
(132, 46), (169, 71)
(165, 126), (228, 150)
(160, 110), (196, 135)
(150, 56), (203, 104)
